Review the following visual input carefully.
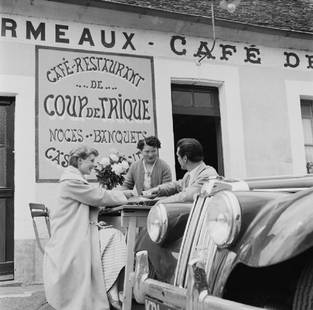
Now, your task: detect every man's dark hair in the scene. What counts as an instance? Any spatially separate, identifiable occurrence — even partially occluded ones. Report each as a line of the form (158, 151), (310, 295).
(137, 136), (161, 150)
(176, 138), (203, 162)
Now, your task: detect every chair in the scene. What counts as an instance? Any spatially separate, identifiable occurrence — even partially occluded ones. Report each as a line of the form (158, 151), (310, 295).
(29, 203), (51, 254)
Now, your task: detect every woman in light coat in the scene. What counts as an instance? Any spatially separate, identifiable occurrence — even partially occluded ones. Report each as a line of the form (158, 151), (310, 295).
(43, 145), (127, 310)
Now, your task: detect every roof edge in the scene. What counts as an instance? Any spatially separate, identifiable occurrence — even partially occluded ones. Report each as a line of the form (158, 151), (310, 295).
(46, 0), (313, 39)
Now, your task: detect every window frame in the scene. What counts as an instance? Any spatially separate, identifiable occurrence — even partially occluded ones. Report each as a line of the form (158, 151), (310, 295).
(300, 99), (313, 173)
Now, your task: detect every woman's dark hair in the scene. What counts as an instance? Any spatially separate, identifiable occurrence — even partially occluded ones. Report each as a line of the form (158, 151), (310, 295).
(68, 145), (99, 168)
(176, 138), (203, 162)
(137, 136), (161, 151)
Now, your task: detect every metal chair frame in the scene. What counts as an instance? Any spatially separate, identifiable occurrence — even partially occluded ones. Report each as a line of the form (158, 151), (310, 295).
(29, 203), (51, 254)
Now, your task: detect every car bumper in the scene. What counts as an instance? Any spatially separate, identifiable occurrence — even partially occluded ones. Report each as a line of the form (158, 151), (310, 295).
(134, 250), (264, 310)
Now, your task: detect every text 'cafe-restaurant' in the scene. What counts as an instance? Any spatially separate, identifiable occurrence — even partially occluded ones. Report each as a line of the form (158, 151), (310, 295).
(0, 0), (312, 283)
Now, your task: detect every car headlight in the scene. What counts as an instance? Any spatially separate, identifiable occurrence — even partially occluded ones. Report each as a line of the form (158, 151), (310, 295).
(206, 191), (241, 248)
(147, 203), (168, 244)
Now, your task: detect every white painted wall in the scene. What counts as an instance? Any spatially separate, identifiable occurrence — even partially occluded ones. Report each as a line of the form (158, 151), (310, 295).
(286, 80), (313, 175)
(0, 7), (311, 239)
(0, 0), (313, 282)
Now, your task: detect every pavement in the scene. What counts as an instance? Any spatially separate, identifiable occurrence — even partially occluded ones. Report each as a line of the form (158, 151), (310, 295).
(0, 281), (144, 310)
(0, 282), (51, 310)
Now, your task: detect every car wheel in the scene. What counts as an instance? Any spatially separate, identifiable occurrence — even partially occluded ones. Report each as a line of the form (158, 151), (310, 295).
(293, 259), (313, 310)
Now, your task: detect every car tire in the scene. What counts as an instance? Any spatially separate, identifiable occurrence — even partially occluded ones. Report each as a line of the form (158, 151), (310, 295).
(293, 259), (313, 310)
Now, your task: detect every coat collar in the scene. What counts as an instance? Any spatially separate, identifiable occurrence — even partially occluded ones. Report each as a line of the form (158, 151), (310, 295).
(188, 161), (206, 184)
(59, 166), (89, 184)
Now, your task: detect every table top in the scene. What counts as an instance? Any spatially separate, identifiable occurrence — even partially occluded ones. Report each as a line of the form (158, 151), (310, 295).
(100, 196), (159, 214)
(106, 205), (152, 212)
(127, 196), (160, 205)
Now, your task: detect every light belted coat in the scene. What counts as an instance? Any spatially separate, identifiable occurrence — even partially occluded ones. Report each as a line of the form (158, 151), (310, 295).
(43, 166), (127, 310)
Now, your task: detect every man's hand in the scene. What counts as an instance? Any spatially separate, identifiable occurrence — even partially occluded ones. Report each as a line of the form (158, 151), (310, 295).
(122, 190), (135, 199)
(142, 186), (160, 198)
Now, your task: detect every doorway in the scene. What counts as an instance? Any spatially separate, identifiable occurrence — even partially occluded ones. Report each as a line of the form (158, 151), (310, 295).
(0, 97), (15, 281)
(171, 85), (223, 179)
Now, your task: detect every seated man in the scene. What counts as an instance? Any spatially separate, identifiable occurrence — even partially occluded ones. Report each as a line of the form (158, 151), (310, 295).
(136, 138), (218, 282)
(142, 138), (218, 203)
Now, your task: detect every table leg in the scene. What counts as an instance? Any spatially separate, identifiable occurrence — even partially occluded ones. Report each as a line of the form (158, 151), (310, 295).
(122, 216), (136, 310)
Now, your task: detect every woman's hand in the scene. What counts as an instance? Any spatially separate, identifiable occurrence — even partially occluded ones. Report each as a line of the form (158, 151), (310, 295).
(122, 190), (135, 199)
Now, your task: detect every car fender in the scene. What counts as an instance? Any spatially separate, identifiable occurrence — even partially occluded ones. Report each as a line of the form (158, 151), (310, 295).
(163, 202), (192, 244)
(236, 188), (313, 267)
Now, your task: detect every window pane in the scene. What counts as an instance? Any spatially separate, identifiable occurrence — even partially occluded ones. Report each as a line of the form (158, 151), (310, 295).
(0, 199), (6, 261)
(305, 145), (313, 172)
(301, 102), (312, 118)
(0, 147), (6, 187)
(302, 119), (313, 144)
(306, 146), (313, 162)
(0, 107), (6, 146)
(172, 91), (192, 107)
(194, 92), (216, 108)
(0, 106), (7, 187)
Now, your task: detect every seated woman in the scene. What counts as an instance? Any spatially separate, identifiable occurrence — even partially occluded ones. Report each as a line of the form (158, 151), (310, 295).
(43, 145), (127, 310)
(121, 136), (172, 197)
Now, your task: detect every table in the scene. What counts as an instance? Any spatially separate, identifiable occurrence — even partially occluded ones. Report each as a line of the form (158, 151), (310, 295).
(101, 204), (152, 310)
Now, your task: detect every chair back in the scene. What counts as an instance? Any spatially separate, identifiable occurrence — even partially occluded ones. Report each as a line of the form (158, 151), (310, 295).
(29, 203), (51, 254)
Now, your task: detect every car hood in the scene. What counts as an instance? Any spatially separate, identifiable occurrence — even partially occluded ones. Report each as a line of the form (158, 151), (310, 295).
(234, 188), (313, 267)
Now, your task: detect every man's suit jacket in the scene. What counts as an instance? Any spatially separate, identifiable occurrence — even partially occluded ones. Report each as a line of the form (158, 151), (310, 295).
(157, 161), (218, 203)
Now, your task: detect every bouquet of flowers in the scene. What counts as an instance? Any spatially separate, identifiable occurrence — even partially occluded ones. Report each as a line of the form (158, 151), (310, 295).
(95, 152), (131, 189)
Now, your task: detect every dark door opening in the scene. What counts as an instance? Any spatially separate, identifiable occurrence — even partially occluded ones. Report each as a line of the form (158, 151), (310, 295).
(173, 114), (220, 179)
(171, 84), (223, 179)
(0, 97), (15, 281)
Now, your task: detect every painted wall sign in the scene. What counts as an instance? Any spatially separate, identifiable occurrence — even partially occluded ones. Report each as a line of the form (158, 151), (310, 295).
(35, 46), (156, 182)
(1, 15), (313, 71)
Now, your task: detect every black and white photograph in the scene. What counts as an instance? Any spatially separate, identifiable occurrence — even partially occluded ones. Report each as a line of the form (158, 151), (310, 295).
(0, 0), (313, 309)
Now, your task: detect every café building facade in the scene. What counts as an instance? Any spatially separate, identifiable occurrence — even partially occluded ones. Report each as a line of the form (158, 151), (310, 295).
(0, 0), (312, 283)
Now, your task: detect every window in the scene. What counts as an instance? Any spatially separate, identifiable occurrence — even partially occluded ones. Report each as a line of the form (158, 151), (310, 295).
(171, 85), (219, 116)
(301, 99), (313, 173)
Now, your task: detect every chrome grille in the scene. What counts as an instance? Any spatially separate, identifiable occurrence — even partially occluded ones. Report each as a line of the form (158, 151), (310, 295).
(174, 195), (217, 288)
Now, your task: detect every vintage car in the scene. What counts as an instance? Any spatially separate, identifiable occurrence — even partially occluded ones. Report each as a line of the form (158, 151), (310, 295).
(133, 175), (313, 310)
